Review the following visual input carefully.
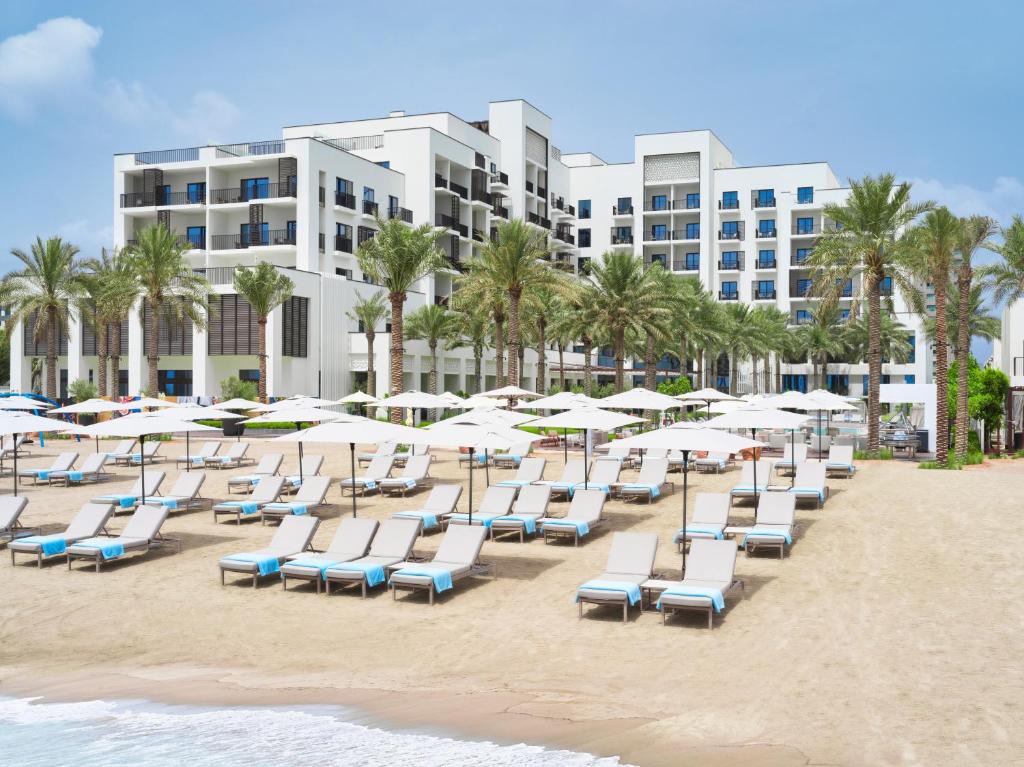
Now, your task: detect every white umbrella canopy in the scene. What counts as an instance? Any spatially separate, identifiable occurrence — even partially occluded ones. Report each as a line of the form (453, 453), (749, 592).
(479, 385), (541, 400)
(438, 392), (466, 407)
(512, 391), (599, 410)
(49, 399), (124, 415)
(0, 395), (54, 410)
(175, 405), (250, 421)
(676, 388), (739, 403)
(707, 399), (745, 415)
(129, 397), (179, 409)
(379, 390), (452, 410)
(337, 391), (378, 405)
(805, 390), (859, 411)
(600, 387), (682, 411)
(215, 397), (262, 411)
(242, 407), (349, 425)
(432, 408), (537, 428)
(253, 396), (339, 412)
(705, 406), (809, 431)
(528, 407), (645, 431)
(0, 412), (78, 495)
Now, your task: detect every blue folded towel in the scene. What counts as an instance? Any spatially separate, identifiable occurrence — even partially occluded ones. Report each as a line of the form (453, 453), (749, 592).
(222, 501), (259, 515)
(657, 585), (725, 612)
(391, 566), (452, 593)
(622, 482), (660, 498)
(496, 479), (531, 488)
(68, 471), (84, 482)
(572, 483), (610, 495)
(542, 519), (589, 536)
(447, 513), (495, 528)
(576, 579), (641, 606)
(285, 476), (302, 487)
(393, 511), (439, 530)
(359, 478), (377, 490)
(826, 462), (855, 474)
(191, 456), (205, 465)
(731, 484), (767, 494)
(75, 537), (125, 560)
(223, 553), (280, 577)
(289, 504), (308, 516)
(36, 470), (50, 480)
(286, 558), (344, 580)
(790, 486), (825, 501)
(742, 529), (793, 547)
(118, 496), (136, 508)
(331, 561), (386, 587)
(159, 498), (178, 509)
(20, 533), (68, 556)
(677, 524), (724, 540)
(497, 514), (537, 535)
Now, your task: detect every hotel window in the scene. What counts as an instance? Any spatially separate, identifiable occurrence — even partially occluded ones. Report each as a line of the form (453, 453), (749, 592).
(186, 225), (205, 249)
(157, 184), (171, 204)
(281, 296), (309, 358)
(376, 160), (390, 168)
(685, 222), (700, 239)
(838, 278), (853, 297)
(905, 374), (916, 384)
(651, 194), (668, 211)
(363, 186), (374, 202)
(721, 251), (739, 269)
(880, 275), (893, 294)
(578, 228), (591, 248)
(757, 280), (775, 297)
(337, 177), (353, 194)
(207, 295), (258, 355)
(651, 224), (668, 240)
(798, 186), (814, 204)
(187, 182), (205, 204)
(577, 257), (591, 275)
(794, 247), (811, 264)
(686, 192), (700, 208)
(795, 309), (812, 324)
(239, 369), (260, 383)
(758, 219), (776, 236)
(758, 249), (775, 267)
(722, 191), (739, 209)
(721, 281), (738, 298)
(863, 374), (892, 389)
(685, 252), (699, 270)
(796, 278), (813, 295)
(241, 177), (269, 201)
(782, 374), (808, 393)
(722, 221), (739, 238)
(286, 220), (297, 243)
(796, 216), (814, 234)
(578, 199), (591, 219)
(756, 188), (775, 207)
(615, 226), (632, 241)
(240, 222), (269, 246)
(651, 253), (667, 267)
(907, 334), (916, 364)
(335, 268), (352, 279)
(388, 195), (399, 214)
(839, 309), (850, 321)
(616, 196), (632, 214)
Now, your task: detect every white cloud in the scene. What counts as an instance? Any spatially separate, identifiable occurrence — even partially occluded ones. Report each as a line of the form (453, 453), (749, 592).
(170, 90), (242, 144)
(103, 80), (167, 124)
(0, 17), (102, 118)
(907, 176), (1024, 227)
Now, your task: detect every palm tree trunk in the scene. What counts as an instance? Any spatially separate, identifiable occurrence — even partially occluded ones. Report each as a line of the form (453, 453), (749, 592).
(955, 265), (972, 458)
(494, 313), (505, 388)
(429, 341), (438, 422)
(582, 334), (593, 397)
(147, 298), (160, 395)
(109, 322), (121, 399)
(613, 328), (625, 393)
(366, 331), (376, 396)
(389, 292), (405, 424)
(751, 355), (759, 394)
(45, 308), (57, 399)
(644, 333), (656, 391)
(775, 353), (782, 394)
(696, 349), (703, 390)
(867, 274), (882, 453)
(96, 322), (108, 402)
(933, 281), (949, 463)
(507, 289), (521, 388)
(557, 342), (566, 392)
(535, 319), (546, 394)
(257, 316), (268, 403)
(474, 349), (482, 394)
(728, 351), (737, 396)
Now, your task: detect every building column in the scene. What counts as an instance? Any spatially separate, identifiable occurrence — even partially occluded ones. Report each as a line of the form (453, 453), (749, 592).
(127, 301), (145, 395)
(192, 322), (209, 398)
(66, 308), (84, 387)
(10, 320), (24, 392)
(266, 305), (280, 398)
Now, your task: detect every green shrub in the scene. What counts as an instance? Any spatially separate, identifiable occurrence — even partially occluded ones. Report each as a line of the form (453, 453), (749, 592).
(854, 448), (893, 460)
(1014, 449), (1024, 459)
(657, 378), (693, 397)
(68, 378), (98, 403)
(220, 376), (257, 402)
(918, 459), (962, 470)
(240, 421), (313, 430)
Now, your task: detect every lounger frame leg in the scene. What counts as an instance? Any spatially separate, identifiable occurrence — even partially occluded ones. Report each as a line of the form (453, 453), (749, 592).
(622, 602), (628, 623)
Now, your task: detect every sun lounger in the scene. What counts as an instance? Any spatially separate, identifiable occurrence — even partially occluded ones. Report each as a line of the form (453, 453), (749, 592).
(388, 525), (489, 604)
(393, 443), (431, 468)
(533, 458), (585, 501)
(9, 503), (114, 567)
(92, 471), (166, 512)
(641, 448), (668, 465)
(358, 441), (396, 468)
(18, 452), (77, 484)
(458, 447), (491, 467)
(175, 441), (220, 468)
(743, 493), (797, 558)
(324, 518), (421, 597)
(1, 435), (28, 459)
(104, 439), (137, 463)
(489, 484), (551, 542)
(379, 455), (431, 496)
(340, 455), (394, 496)
(219, 515), (320, 587)
(729, 460), (776, 504)
(673, 492), (732, 550)
(492, 442), (533, 469)
(280, 517), (379, 593)
(657, 539), (744, 628)
(226, 453), (284, 494)
(152, 472), (207, 512)
(789, 462), (829, 508)
(207, 442), (250, 469)
(825, 445), (857, 478)
(260, 476), (332, 524)
(775, 444), (808, 476)
(446, 485), (516, 528)
(538, 488), (606, 546)
(573, 458), (621, 497)
(281, 454), (324, 493)
(695, 451), (732, 474)
(603, 445), (639, 469)
(0, 497), (30, 542)
(46, 452), (109, 486)
(66, 505), (175, 572)
(213, 476), (285, 524)
(576, 532), (658, 623)
(495, 456), (546, 491)
(126, 442), (163, 465)
(768, 433), (789, 453)
(619, 457), (671, 504)
(392, 484), (462, 533)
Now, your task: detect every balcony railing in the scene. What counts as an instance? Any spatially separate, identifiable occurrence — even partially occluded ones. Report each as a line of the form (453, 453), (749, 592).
(755, 257), (777, 269)
(456, 222), (469, 238)
(527, 212), (551, 229)
(335, 191), (356, 209)
(449, 181), (469, 200)
(647, 230), (670, 242)
(434, 174), (448, 189)
(753, 283), (777, 300)
(674, 258), (699, 271)
(792, 253), (811, 266)
(566, 204), (575, 215)
(471, 189), (492, 205)
(490, 227), (499, 243)
(322, 134), (383, 152)
(790, 280), (815, 298)
(755, 227), (778, 239)
(537, 186), (547, 199)
(490, 171), (509, 186)
(610, 232), (634, 245)
(133, 146), (200, 165)
(334, 235), (353, 253)
(214, 140), (285, 158)
(192, 266), (240, 285)
(752, 193), (776, 208)
(645, 199), (671, 212)
(678, 198), (701, 210)
(553, 230), (575, 245)
(472, 228), (485, 243)
(791, 313), (813, 326)
(792, 222), (821, 236)
(492, 204), (509, 219)
(718, 290), (739, 301)
(318, 232), (325, 253)
(718, 256), (743, 271)
(120, 190), (206, 208)
(210, 181), (296, 204)
(362, 200), (379, 216)
(718, 199), (740, 210)
(357, 226), (377, 245)
(387, 206), (413, 223)
(718, 226), (744, 241)
(675, 228), (699, 240)
(552, 195), (565, 211)
(210, 228), (295, 250)
(126, 232), (205, 250)
(612, 204), (634, 215)
(435, 213), (457, 230)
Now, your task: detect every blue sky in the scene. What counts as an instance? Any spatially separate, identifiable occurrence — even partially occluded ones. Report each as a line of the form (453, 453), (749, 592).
(1, 1), (1021, 356)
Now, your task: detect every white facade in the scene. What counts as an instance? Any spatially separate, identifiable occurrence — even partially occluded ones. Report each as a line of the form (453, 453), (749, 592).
(10, 99), (928, 399)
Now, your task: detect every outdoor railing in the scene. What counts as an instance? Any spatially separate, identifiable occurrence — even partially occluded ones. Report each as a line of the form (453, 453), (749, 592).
(336, 191), (356, 209)
(119, 190), (206, 208)
(209, 228), (296, 250)
(214, 140), (285, 158)
(334, 235), (353, 253)
(210, 181), (296, 204)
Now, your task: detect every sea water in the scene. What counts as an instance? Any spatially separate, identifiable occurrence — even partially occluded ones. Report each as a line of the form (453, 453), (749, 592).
(0, 696), (632, 766)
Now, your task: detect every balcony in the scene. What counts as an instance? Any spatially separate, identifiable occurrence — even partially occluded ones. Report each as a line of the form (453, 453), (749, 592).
(755, 256), (777, 269)
(472, 228), (485, 243)
(335, 191), (356, 209)
(334, 235), (353, 253)
(792, 222), (821, 236)
(490, 171), (509, 187)
(449, 181), (469, 200)
(357, 226), (377, 245)
(755, 227), (777, 239)
(471, 189), (493, 206)
(673, 257), (699, 272)
(552, 195), (565, 211)
(387, 206), (413, 223)
(120, 190), (205, 208)
(790, 279), (815, 298)
(675, 228), (699, 241)
(752, 193), (776, 209)
(612, 204), (634, 216)
(525, 180), (534, 194)
(791, 253), (811, 267)
(565, 203), (576, 216)
(537, 186), (547, 199)
(753, 283), (777, 300)
(718, 256), (743, 271)
(527, 212), (551, 229)
(209, 181), (296, 205)
(644, 199), (671, 212)
(646, 229), (670, 242)
(718, 290), (739, 301)
(492, 204), (509, 219)
(362, 200), (379, 216)
(791, 313), (813, 326)
(434, 173), (448, 189)
(553, 229), (575, 246)
(126, 232), (205, 250)
(490, 227), (499, 243)
(718, 199), (740, 210)
(210, 228), (295, 250)
(677, 198), (701, 210)
(214, 140), (285, 158)
(718, 225), (744, 241)
(435, 213), (458, 231)
(610, 231), (634, 246)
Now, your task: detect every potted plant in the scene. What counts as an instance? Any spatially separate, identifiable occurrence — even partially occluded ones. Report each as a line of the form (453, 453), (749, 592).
(220, 376), (258, 436)
(68, 378), (99, 425)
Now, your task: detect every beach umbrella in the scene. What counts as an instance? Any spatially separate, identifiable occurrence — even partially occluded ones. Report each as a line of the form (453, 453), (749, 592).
(432, 408), (537, 428)
(761, 391), (857, 462)
(600, 387), (683, 412)
(172, 405), (249, 470)
(215, 397), (261, 411)
(253, 396), (340, 412)
(528, 408), (644, 489)
(677, 388), (740, 419)
(377, 390), (451, 425)
(0, 396), (54, 410)
(50, 399), (127, 454)
(479, 385), (541, 400)
(0, 412), (77, 495)
(705, 407), (809, 518)
(129, 397), (179, 409)
(77, 414), (218, 505)
(337, 391), (378, 405)
(614, 426), (761, 576)
(243, 407), (349, 483)
(274, 418), (421, 518)
(514, 391), (598, 462)
(708, 399), (745, 415)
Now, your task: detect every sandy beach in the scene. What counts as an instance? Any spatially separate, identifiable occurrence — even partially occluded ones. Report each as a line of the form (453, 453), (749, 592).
(2, 435), (1022, 766)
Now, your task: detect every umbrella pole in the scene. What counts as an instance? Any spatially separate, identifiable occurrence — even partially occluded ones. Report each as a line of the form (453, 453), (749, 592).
(296, 422), (304, 483)
(485, 449), (490, 487)
(751, 427), (758, 523)
(468, 447), (474, 524)
(563, 427), (567, 465)
(583, 429), (589, 490)
(139, 434), (146, 506)
(185, 430), (191, 472)
(681, 449), (691, 578)
(349, 442), (357, 517)
(13, 437), (18, 496)
(818, 409), (823, 462)
(790, 428), (796, 489)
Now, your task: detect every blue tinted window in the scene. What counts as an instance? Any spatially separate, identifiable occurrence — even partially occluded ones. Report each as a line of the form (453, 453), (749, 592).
(686, 222), (700, 239)
(838, 278), (853, 296)
(721, 281), (738, 297)
(187, 182), (205, 203)
(797, 278), (813, 295)
(363, 186), (374, 202)
(242, 177), (269, 200)
(336, 177), (352, 194)
(722, 221), (739, 236)
(796, 217), (814, 234)
(651, 253), (667, 267)
(907, 334), (916, 364)
(758, 280), (775, 295)
(686, 192), (700, 208)
(286, 220), (296, 241)
(617, 197), (632, 212)
(185, 226), (205, 248)
(757, 188), (775, 206)
(722, 191), (738, 208)
(721, 251), (739, 268)
(759, 219), (776, 235)
(651, 194), (667, 211)
(783, 374), (808, 393)
(578, 229), (591, 247)
(881, 275), (893, 292)
(839, 309), (850, 321)
(376, 161), (390, 168)
(685, 252), (699, 270)
(336, 223), (351, 237)
(758, 249), (775, 267)
(795, 310), (811, 323)
(794, 248), (811, 264)
(797, 186), (813, 204)
(578, 199), (591, 218)
(905, 375), (916, 384)
(651, 224), (667, 240)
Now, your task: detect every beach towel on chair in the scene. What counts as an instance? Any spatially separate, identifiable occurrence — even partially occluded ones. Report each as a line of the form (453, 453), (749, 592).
(224, 553), (280, 577)
(332, 561), (386, 587)
(74, 537), (125, 560)
(390, 565), (453, 593)
(576, 580), (641, 606)
(657, 585), (725, 612)
(19, 534), (68, 556)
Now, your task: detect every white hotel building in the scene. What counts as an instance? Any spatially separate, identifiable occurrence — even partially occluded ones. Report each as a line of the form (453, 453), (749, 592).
(10, 99), (927, 399)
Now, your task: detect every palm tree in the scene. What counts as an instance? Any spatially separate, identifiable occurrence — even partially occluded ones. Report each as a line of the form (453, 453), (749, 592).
(809, 173), (931, 451)
(953, 215), (997, 458)
(405, 304), (454, 416)
(447, 305), (490, 394)
(923, 282), (1000, 362)
(980, 215), (1024, 305)
(905, 207), (959, 463)
(124, 225), (210, 395)
(454, 265), (508, 388)
(691, 289), (725, 389)
(546, 300), (577, 393)
(752, 305), (790, 393)
(587, 252), (670, 392)
(560, 287), (600, 396)
(794, 303), (847, 391)
(524, 284), (560, 393)
(2, 237), (84, 398)
(640, 267), (677, 391)
(79, 248), (137, 400)
(346, 291), (388, 396)
(103, 254), (140, 399)
(233, 262), (294, 403)
(721, 303), (758, 395)
(476, 219), (554, 387)
(844, 311), (913, 367)
(356, 216), (446, 422)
